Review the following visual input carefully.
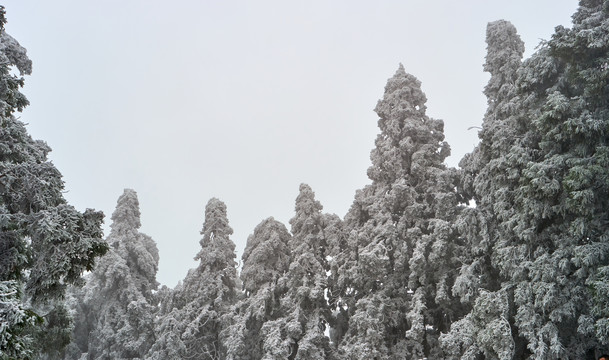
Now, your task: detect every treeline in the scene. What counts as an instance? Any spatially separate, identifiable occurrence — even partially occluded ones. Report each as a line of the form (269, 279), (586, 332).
(1, 1), (609, 359)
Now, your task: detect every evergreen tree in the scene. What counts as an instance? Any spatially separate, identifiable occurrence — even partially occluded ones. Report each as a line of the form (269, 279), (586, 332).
(224, 217), (291, 360)
(64, 189), (159, 360)
(0, 7), (106, 359)
(322, 213), (347, 349)
(149, 198), (238, 360)
(508, 1), (609, 356)
(147, 284), (187, 360)
(280, 184), (337, 360)
(336, 65), (461, 358)
(445, 2), (609, 357)
(441, 19), (527, 359)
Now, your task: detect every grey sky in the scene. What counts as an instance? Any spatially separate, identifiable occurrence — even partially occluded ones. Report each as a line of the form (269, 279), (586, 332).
(4, 1), (577, 287)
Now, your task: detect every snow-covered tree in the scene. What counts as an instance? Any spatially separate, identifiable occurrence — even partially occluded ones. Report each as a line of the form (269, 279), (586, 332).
(149, 198), (238, 360)
(507, 1), (609, 356)
(0, 7), (106, 359)
(241, 217), (291, 297)
(278, 184), (337, 360)
(224, 217), (291, 360)
(445, 2), (609, 357)
(441, 19), (527, 359)
(323, 213), (347, 348)
(440, 289), (514, 360)
(225, 185), (339, 360)
(337, 65), (461, 358)
(64, 189), (159, 360)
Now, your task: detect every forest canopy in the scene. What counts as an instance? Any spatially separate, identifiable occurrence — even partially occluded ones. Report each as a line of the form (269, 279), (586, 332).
(1, 1), (609, 359)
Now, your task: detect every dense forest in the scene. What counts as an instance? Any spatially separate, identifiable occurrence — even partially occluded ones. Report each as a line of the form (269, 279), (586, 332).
(1, 0), (609, 359)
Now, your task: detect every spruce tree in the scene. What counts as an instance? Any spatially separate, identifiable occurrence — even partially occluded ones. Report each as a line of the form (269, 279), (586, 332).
(322, 212), (347, 349)
(149, 198), (238, 360)
(224, 217), (291, 360)
(441, 20), (527, 359)
(280, 184), (336, 360)
(0, 7), (106, 359)
(337, 65), (461, 358)
(64, 189), (159, 360)
(445, 2), (609, 357)
(508, 1), (609, 356)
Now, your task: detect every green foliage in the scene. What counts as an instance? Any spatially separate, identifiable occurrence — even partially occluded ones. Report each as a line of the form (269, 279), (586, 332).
(4, 2), (609, 358)
(445, 2), (609, 358)
(0, 7), (106, 359)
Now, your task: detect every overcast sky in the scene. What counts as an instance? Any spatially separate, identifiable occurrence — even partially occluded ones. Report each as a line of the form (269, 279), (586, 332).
(4, 1), (578, 287)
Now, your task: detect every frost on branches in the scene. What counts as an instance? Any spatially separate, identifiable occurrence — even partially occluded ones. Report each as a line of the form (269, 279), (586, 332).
(2, 1), (608, 358)
(149, 198), (238, 360)
(0, 7), (106, 359)
(224, 217), (291, 359)
(63, 189), (159, 360)
(441, 20), (526, 359)
(281, 184), (337, 360)
(443, 3), (609, 357)
(336, 65), (462, 359)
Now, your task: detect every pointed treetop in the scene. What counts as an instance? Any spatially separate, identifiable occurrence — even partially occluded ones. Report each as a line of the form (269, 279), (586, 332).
(195, 197), (236, 272)
(367, 65), (448, 183)
(200, 197), (233, 239)
(375, 64), (427, 124)
(484, 20), (524, 71)
(294, 183), (322, 215)
(396, 62), (406, 75)
(290, 183), (323, 234)
(110, 189), (141, 233)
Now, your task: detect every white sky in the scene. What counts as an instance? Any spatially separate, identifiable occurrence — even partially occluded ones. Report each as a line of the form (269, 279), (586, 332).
(4, 1), (578, 287)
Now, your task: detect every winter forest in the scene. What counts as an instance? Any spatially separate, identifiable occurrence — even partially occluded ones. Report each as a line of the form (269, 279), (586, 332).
(1, 1), (609, 359)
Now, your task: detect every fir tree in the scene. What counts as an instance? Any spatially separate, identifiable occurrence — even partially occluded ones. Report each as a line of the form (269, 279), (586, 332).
(281, 184), (336, 360)
(224, 217), (291, 360)
(508, 0), (609, 356)
(441, 20), (527, 359)
(0, 7), (106, 359)
(337, 65), (461, 358)
(445, 2), (609, 357)
(65, 189), (159, 360)
(149, 198), (238, 360)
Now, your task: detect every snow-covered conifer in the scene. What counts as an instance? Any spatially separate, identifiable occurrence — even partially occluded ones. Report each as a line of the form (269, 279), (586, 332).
(508, 1), (609, 356)
(442, 20), (527, 358)
(65, 189), (159, 360)
(0, 7), (106, 358)
(338, 65), (461, 358)
(280, 184), (337, 360)
(149, 198), (238, 360)
(241, 217), (291, 296)
(224, 217), (291, 359)
(446, 3), (609, 356)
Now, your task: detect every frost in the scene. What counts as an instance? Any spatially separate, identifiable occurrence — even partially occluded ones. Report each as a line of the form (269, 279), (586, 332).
(64, 190), (158, 359)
